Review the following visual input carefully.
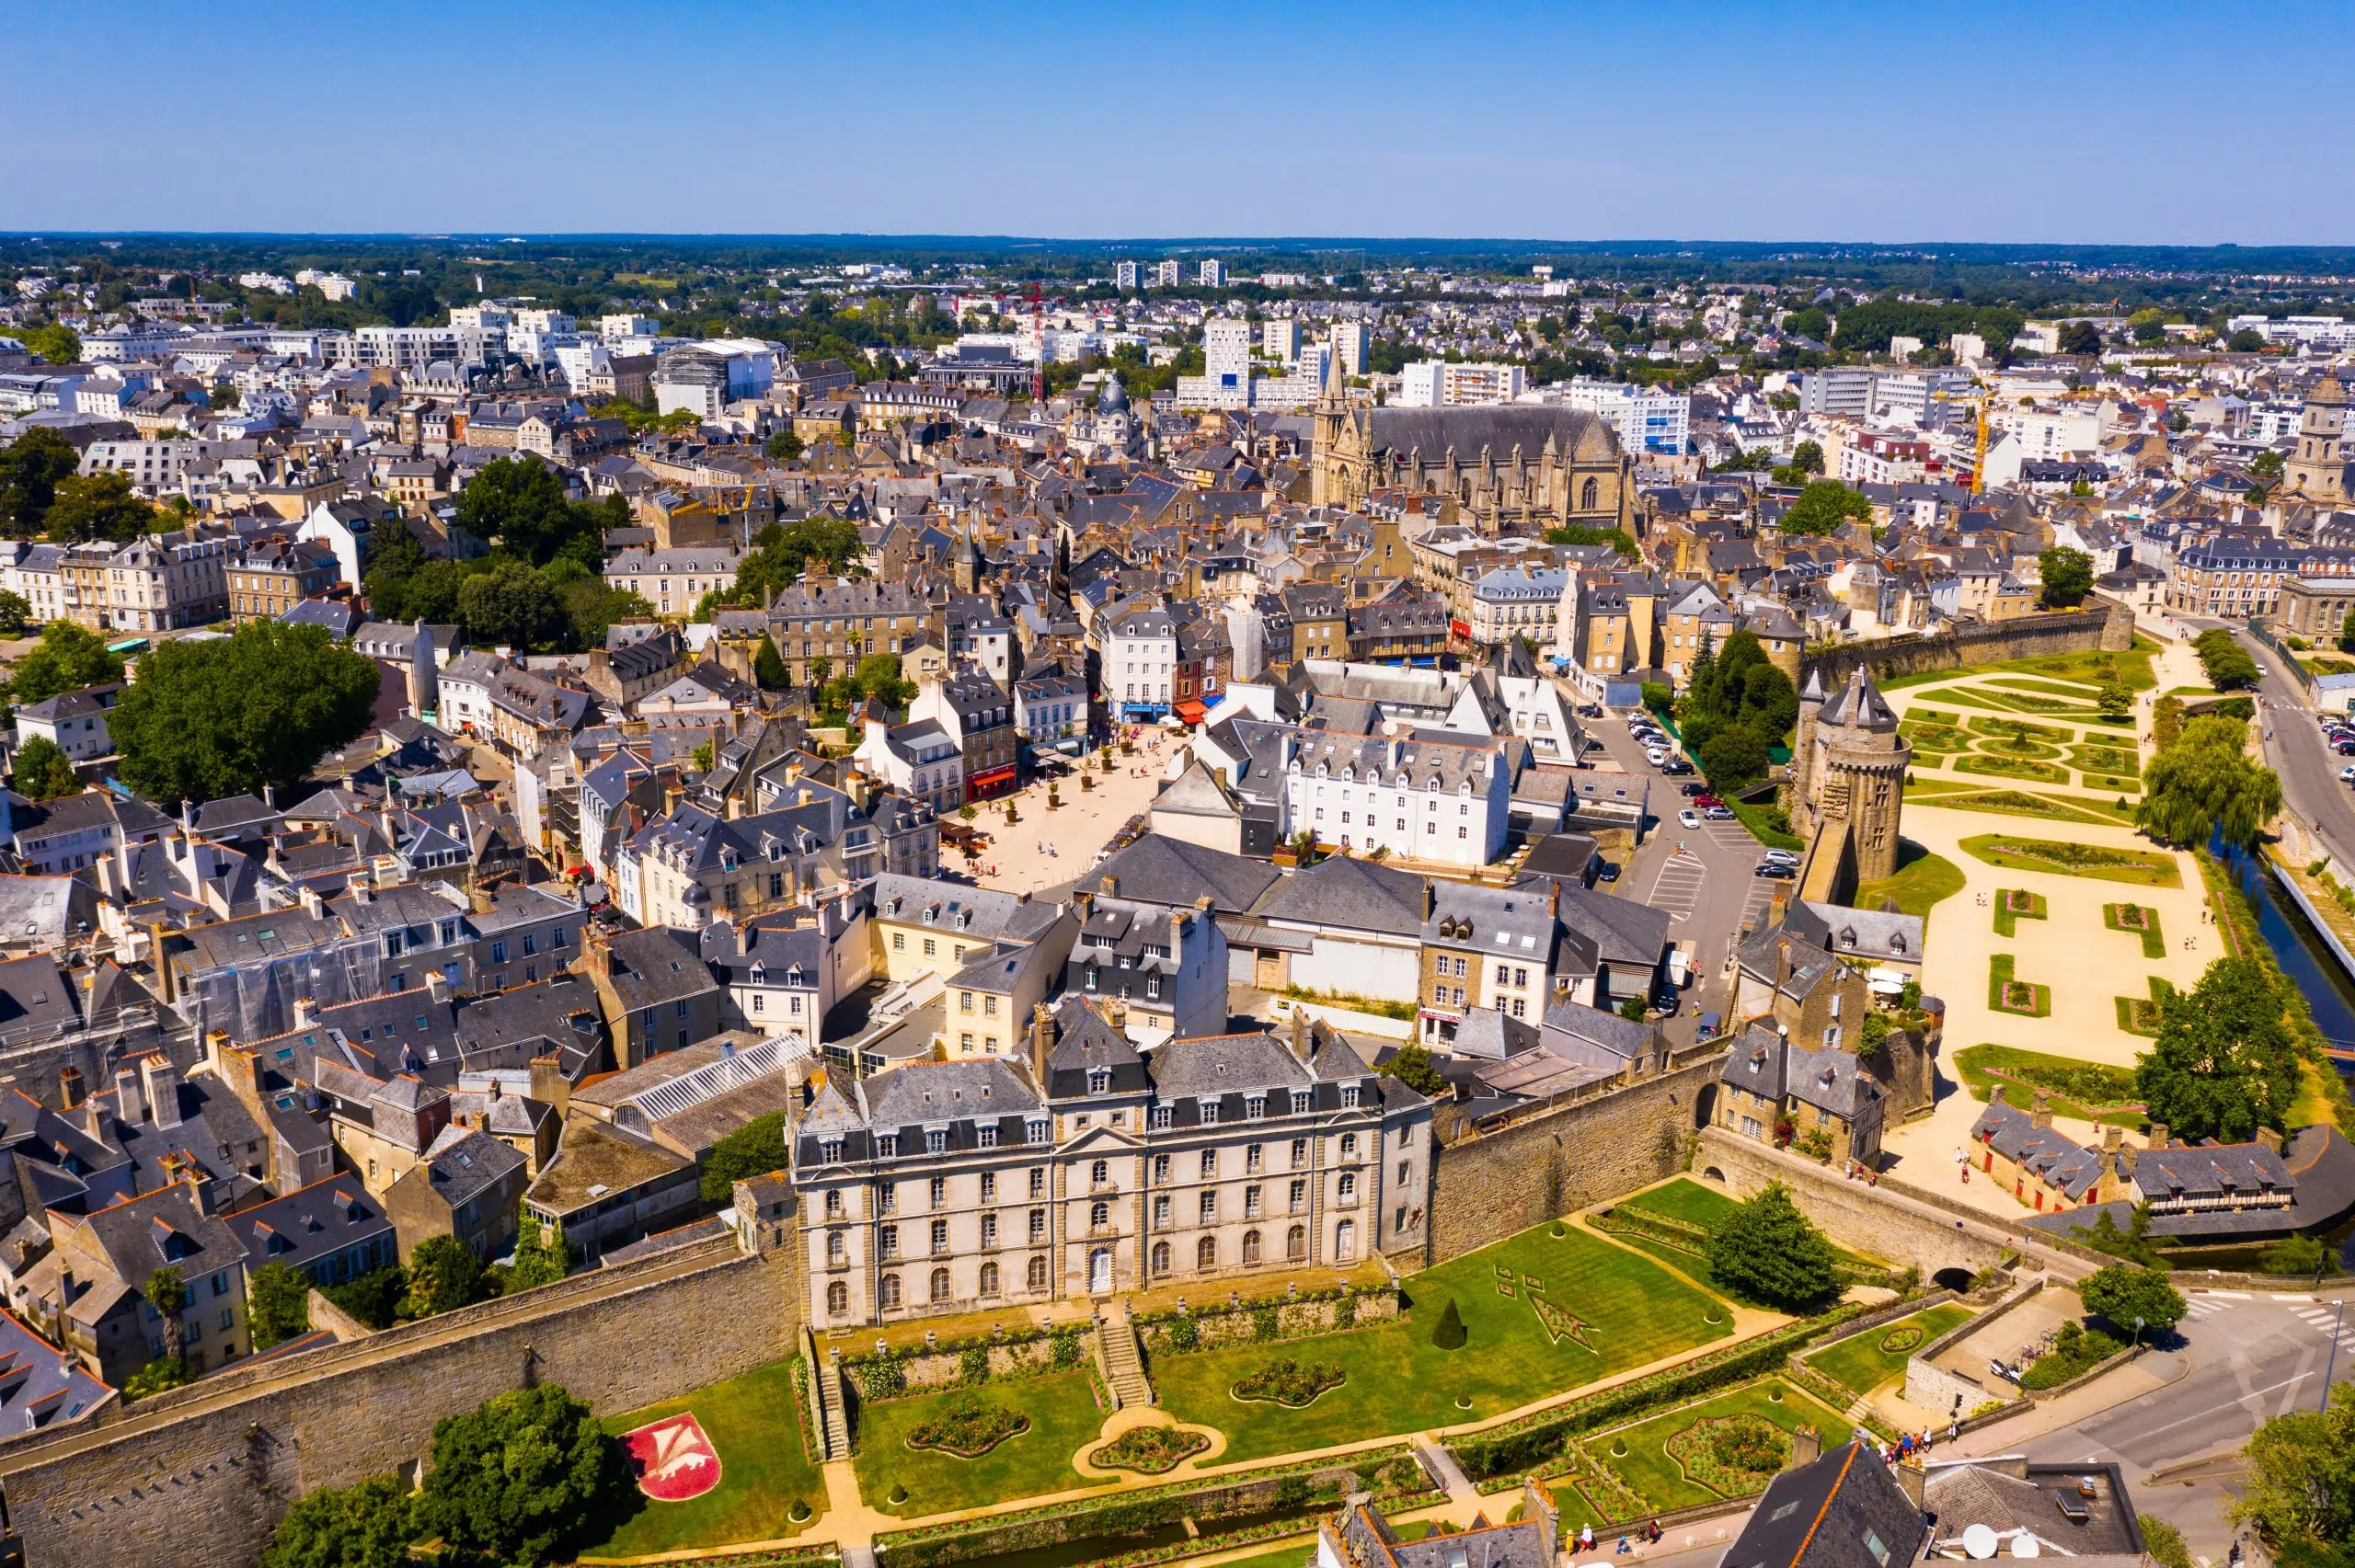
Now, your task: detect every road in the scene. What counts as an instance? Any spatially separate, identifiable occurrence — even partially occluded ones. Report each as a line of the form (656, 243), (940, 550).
(2234, 624), (2355, 876)
(1580, 705), (1776, 1045)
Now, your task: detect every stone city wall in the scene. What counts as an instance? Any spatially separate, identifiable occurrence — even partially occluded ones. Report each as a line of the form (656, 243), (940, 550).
(1800, 599), (2134, 691)
(1426, 1049), (1726, 1266)
(1694, 1127), (2011, 1278)
(0, 1239), (798, 1568)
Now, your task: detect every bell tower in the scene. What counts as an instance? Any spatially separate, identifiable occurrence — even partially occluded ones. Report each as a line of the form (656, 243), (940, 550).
(2286, 375), (2349, 507)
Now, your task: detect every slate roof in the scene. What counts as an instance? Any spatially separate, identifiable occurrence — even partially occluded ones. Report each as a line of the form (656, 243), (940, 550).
(1970, 1096), (2108, 1201)
(1249, 855), (1426, 936)
(0, 1310), (109, 1428)
(224, 1176), (392, 1276)
(1086, 833), (1279, 914)
(1722, 1441), (1928, 1568)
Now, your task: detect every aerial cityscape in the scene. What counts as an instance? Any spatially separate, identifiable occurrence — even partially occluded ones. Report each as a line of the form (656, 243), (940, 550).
(3, 7), (2355, 1568)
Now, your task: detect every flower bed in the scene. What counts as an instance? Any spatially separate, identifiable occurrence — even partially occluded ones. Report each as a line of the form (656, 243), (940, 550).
(1665, 1414), (1790, 1495)
(906, 1396), (1028, 1458)
(1232, 1358), (1345, 1408)
(2104, 902), (2166, 958)
(1987, 956), (2051, 1018)
(1091, 1424), (1212, 1474)
(1992, 888), (2047, 937)
(1877, 1324), (1924, 1354)
(1450, 1304), (1867, 1487)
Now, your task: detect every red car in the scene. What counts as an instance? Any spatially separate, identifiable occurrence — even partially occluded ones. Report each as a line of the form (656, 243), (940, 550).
(1694, 794), (1725, 809)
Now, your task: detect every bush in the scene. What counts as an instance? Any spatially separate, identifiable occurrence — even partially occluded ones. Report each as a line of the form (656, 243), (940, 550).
(261, 1472), (415, 1568)
(2262, 1234), (2331, 1276)
(959, 1345), (991, 1386)
(1051, 1329), (1083, 1370)
(1706, 1183), (1841, 1310)
(1168, 1313), (1200, 1352)
(1430, 1298), (1467, 1350)
(909, 1395), (1028, 1457)
(1234, 1358), (1346, 1407)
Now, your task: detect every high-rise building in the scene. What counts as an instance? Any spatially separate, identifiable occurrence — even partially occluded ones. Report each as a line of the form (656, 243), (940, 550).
(1200, 259), (1226, 288)
(1262, 319), (1301, 362)
(1398, 361), (1523, 408)
(1154, 260), (1182, 288)
(1114, 261), (1140, 291)
(1328, 322), (1371, 379)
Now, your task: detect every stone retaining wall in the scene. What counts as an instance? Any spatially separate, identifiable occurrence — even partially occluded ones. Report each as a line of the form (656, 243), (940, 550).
(1429, 1050), (1727, 1265)
(1134, 1288), (1400, 1355)
(1800, 600), (2134, 691)
(1694, 1129), (2011, 1278)
(0, 1240), (798, 1568)
(1903, 1277), (2043, 1422)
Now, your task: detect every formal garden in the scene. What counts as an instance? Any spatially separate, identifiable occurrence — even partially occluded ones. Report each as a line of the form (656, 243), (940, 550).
(1959, 832), (2182, 887)
(2115, 975), (2176, 1037)
(1801, 1303), (1975, 1401)
(1557, 1379), (1851, 1520)
(1950, 1044), (2144, 1127)
(1992, 887), (2046, 937)
(2105, 902), (2166, 957)
(1149, 1219), (1735, 1464)
(855, 1367), (1116, 1514)
(584, 1361), (831, 1559)
(1987, 954), (2052, 1018)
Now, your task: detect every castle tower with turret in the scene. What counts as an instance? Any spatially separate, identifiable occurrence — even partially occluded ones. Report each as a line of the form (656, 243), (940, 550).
(1790, 669), (1910, 885)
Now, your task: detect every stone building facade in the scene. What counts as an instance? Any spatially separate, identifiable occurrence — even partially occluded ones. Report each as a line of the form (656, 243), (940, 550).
(1310, 386), (1636, 538)
(789, 1004), (1431, 1329)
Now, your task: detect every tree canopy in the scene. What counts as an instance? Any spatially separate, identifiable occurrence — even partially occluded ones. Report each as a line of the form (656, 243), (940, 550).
(44, 470), (155, 544)
(20, 324), (79, 366)
(8, 736), (77, 802)
(1705, 1182), (1841, 1310)
(247, 1261), (312, 1351)
(2231, 1394), (2355, 1551)
(0, 429), (82, 538)
(2075, 1264), (2187, 1334)
(112, 623), (382, 803)
(2136, 712), (2280, 849)
(2193, 628), (2261, 691)
(401, 1234), (495, 1320)
(260, 1472), (415, 1568)
(1779, 480), (1872, 536)
(1674, 630), (1798, 792)
(2, 621), (124, 705)
(2038, 545), (2095, 609)
(452, 456), (623, 569)
(409, 1384), (621, 1566)
(2134, 956), (2300, 1142)
(701, 1109), (788, 1202)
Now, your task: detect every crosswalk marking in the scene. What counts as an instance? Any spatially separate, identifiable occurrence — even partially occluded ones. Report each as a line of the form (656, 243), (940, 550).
(2182, 1297), (2233, 1320)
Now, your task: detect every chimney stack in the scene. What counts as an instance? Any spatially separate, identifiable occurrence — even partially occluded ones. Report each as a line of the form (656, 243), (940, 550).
(1895, 1459), (1925, 1509)
(112, 1065), (144, 1127)
(293, 995), (317, 1030)
(141, 1057), (184, 1131)
(145, 921), (176, 1004)
(426, 969), (453, 1005)
(2028, 1087), (2052, 1130)
(56, 1066), (84, 1112)
(1786, 1425), (1821, 1471)
(2148, 1122), (2168, 1150)
(530, 1052), (571, 1120)
(1029, 1002), (1055, 1085)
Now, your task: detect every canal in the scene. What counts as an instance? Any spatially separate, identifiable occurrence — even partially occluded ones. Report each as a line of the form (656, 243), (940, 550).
(2211, 836), (2355, 1052)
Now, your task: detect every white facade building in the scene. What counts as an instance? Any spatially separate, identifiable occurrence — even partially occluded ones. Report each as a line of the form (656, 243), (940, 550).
(1399, 361), (1524, 408)
(1281, 731), (1512, 870)
(1560, 380), (1692, 455)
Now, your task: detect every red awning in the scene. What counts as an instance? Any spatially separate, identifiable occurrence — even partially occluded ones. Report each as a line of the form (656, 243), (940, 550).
(1174, 698), (1209, 723)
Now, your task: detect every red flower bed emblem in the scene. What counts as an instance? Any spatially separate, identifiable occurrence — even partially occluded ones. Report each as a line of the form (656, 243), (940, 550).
(622, 1413), (721, 1501)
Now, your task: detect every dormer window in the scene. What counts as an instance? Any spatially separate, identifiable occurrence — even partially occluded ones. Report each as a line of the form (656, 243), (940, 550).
(922, 907), (936, 925)
(1341, 1083), (1361, 1108)
(1087, 1067), (1111, 1093)
(1026, 1118), (1049, 1145)
(1200, 1098), (1220, 1126)
(821, 1137), (843, 1163)
(925, 1128), (948, 1155)
(1246, 1094), (1266, 1120)
(879, 1134), (899, 1158)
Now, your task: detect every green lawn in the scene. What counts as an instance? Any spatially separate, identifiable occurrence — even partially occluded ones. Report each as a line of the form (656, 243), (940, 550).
(853, 1368), (1114, 1516)
(1951, 1044), (2144, 1128)
(1151, 1223), (1731, 1464)
(2104, 902), (2165, 957)
(1804, 1305), (1973, 1398)
(1617, 1178), (1740, 1230)
(1955, 753), (2072, 785)
(1561, 1379), (1850, 1521)
(1988, 954), (2051, 1018)
(582, 1360), (829, 1558)
(1992, 888), (2047, 937)
(1959, 832), (2182, 887)
(1909, 789), (2126, 827)
(1854, 842), (1967, 918)
(1202, 1543), (1320, 1568)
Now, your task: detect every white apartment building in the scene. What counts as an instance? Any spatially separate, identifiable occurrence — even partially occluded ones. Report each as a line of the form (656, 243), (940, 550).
(1199, 259), (1226, 287)
(1262, 319), (1302, 361)
(1466, 567), (1568, 647)
(1560, 379), (1692, 456)
(1178, 318), (1255, 410)
(1107, 604), (1178, 721)
(1281, 730), (1513, 870)
(1154, 260), (1183, 288)
(1114, 261), (1141, 290)
(1398, 361), (1525, 408)
(1990, 406), (2102, 459)
(353, 326), (464, 372)
(601, 315), (660, 343)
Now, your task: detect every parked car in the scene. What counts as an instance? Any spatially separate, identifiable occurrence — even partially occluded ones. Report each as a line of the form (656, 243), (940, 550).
(1754, 862), (1797, 879)
(1762, 848), (1802, 866)
(1646, 748), (1670, 767)
(1694, 795), (1724, 809)
(2340, 764), (2355, 784)
(1595, 860), (1622, 883)
(1578, 704), (1603, 719)
(1679, 809), (1701, 829)
(1680, 782), (1708, 797)
(1660, 760), (1695, 776)
(1704, 806), (1737, 821)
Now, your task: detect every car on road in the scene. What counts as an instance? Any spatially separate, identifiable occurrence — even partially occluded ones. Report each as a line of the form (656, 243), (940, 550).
(1753, 861), (1797, 879)
(1704, 806), (1737, 821)
(1679, 809), (1701, 828)
(1578, 704), (1603, 719)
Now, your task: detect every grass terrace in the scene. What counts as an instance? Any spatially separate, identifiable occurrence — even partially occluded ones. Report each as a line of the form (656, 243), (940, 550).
(2113, 977), (2175, 1039)
(1852, 842), (1967, 920)
(1802, 1305), (1974, 1400)
(1150, 1220), (1733, 1464)
(1952, 1044), (2143, 1127)
(583, 1361), (829, 1559)
(854, 1368), (1113, 1516)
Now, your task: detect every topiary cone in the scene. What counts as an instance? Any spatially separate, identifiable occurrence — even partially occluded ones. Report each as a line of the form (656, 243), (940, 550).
(1431, 1297), (1467, 1350)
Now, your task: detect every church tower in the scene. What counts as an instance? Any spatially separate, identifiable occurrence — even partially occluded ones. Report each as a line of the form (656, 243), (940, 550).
(2286, 375), (2349, 507)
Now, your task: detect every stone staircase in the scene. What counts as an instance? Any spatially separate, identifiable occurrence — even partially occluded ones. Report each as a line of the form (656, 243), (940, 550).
(1097, 1307), (1154, 1411)
(802, 1327), (853, 1461)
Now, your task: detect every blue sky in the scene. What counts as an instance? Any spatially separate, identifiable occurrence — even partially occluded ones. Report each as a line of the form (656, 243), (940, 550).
(6, 1), (2349, 244)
